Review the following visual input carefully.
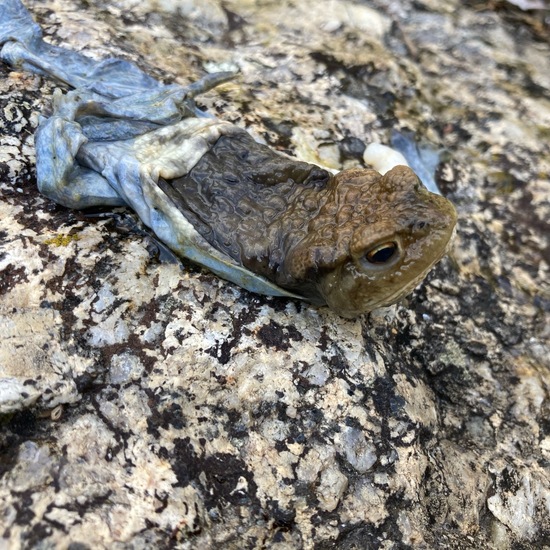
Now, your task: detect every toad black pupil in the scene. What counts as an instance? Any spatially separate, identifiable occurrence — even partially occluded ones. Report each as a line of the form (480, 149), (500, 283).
(370, 245), (396, 264)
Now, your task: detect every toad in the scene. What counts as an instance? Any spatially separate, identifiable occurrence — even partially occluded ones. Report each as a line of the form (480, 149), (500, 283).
(0, 0), (457, 318)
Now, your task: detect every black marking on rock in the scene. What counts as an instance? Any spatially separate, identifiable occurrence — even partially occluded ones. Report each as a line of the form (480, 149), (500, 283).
(257, 320), (303, 351)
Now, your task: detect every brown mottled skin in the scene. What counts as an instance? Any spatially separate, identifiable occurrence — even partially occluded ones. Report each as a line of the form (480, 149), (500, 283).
(159, 131), (457, 318)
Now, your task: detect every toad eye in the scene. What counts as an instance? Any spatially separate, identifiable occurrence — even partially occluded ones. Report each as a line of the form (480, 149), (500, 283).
(365, 242), (398, 264)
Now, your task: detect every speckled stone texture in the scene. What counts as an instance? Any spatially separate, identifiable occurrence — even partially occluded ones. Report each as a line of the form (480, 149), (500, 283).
(1, 0), (549, 548)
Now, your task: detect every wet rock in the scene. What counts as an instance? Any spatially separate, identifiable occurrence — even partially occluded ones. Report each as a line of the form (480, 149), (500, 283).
(1, 0), (549, 548)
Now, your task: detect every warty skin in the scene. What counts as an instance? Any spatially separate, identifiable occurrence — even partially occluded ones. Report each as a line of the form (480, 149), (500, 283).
(161, 132), (457, 318)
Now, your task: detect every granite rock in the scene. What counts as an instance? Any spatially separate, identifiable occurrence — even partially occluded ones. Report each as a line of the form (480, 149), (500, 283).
(0, 0), (549, 548)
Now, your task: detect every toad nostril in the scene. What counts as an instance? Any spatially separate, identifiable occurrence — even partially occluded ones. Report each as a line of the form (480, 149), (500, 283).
(410, 221), (428, 231)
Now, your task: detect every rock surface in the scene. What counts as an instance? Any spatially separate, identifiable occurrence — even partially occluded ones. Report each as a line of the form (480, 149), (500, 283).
(1, 0), (549, 548)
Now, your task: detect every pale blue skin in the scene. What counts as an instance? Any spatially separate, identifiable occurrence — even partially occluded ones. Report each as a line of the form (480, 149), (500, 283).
(391, 131), (442, 196)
